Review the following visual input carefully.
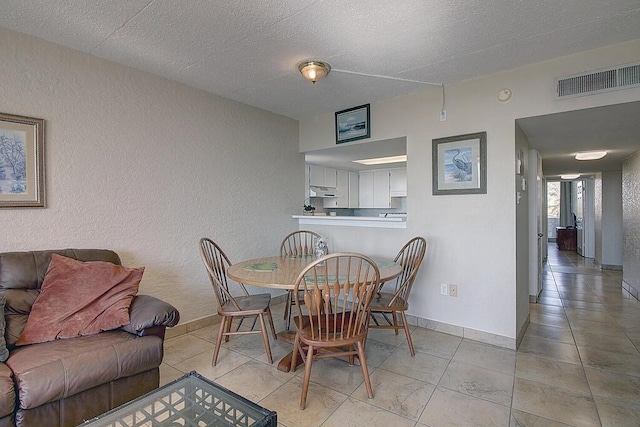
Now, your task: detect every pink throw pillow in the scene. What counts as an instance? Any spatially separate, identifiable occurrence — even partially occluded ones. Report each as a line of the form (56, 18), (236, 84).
(16, 254), (143, 346)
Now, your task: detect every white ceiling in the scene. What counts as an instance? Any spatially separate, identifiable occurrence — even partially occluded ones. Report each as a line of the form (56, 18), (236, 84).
(1, 0), (639, 175)
(517, 101), (640, 178)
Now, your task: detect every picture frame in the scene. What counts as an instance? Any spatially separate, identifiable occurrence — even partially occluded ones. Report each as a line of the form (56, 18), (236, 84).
(335, 104), (370, 144)
(0, 112), (45, 208)
(432, 131), (487, 195)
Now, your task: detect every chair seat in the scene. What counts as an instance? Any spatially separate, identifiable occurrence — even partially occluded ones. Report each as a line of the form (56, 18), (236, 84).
(293, 312), (368, 344)
(219, 293), (271, 315)
(369, 292), (408, 311)
(199, 237), (277, 366)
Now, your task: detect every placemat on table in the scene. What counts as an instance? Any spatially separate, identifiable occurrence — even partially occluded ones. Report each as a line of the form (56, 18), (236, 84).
(244, 262), (278, 272)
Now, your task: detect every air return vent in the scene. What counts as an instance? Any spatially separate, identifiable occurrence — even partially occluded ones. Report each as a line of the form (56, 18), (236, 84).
(555, 63), (640, 98)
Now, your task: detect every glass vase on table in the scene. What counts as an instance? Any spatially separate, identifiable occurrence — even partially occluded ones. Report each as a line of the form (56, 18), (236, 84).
(314, 237), (328, 266)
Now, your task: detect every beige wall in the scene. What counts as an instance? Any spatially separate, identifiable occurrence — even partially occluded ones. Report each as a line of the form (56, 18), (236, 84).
(595, 171), (624, 268)
(299, 39), (640, 347)
(595, 173), (604, 264)
(515, 123), (530, 341)
(0, 28), (302, 323)
(623, 151), (640, 298)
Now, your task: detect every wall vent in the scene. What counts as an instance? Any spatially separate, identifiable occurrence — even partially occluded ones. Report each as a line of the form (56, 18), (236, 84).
(555, 63), (640, 98)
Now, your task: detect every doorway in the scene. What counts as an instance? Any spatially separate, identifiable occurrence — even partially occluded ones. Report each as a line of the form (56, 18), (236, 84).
(544, 179), (595, 257)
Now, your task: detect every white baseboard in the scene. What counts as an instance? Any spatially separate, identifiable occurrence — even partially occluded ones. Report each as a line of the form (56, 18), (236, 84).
(406, 314), (516, 350)
(167, 294), (517, 350)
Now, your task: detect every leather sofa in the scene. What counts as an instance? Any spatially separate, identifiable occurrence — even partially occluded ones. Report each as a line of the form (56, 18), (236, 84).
(0, 249), (180, 427)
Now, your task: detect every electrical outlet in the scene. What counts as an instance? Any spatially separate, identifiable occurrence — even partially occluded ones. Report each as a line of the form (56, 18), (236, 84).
(449, 284), (458, 297)
(440, 110), (447, 121)
(440, 284), (448, 295)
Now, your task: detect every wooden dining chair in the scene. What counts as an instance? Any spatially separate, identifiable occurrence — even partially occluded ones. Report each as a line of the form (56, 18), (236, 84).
(290, 253), (380, 409)
(198, 238), (277, 365)
(280, 230), (322, 329)
(368, 237), (426, 356)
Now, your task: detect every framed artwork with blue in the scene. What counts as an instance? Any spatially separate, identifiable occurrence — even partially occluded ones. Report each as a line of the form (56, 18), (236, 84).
(432, 131), (486, 195)
(0, 112), (45, 208)
(335, 104), (370, 144)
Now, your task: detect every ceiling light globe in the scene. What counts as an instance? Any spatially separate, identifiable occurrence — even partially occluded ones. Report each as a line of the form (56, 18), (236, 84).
(298, 60), (331, 83)
(560, 173), (581, 180)
(575, 151), (607, 160)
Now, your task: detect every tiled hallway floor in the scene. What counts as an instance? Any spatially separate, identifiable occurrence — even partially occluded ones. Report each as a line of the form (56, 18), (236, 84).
(160, 245), (640, 426)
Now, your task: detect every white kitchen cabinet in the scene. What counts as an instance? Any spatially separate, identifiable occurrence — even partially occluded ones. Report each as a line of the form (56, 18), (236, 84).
(308, 164), (337, 188)
(324, 167), (337, 188)
(373, 170), (391, 207)
(359, 170), (390, 208)
(359, 171), (374, 208)
(389, 167), (407, 197)
(348, 171), (359, 208)
(323, 169), (349, 208)
(309, 164), (324, 187)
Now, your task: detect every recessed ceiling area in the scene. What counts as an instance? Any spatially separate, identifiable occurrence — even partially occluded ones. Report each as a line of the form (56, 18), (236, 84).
(517, 101), (640, 179)
(305, 138), (406, 171)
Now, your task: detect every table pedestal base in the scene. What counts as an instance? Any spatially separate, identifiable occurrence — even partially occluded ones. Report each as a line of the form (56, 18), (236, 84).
(276, 330), (302, 372)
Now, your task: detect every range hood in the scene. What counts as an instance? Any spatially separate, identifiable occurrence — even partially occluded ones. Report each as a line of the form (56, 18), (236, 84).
(309, 186), (340, 198)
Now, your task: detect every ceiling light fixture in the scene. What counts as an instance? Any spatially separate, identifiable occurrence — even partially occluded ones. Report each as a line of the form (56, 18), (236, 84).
(575, 151), (607, 160)
(560, 173), (581, 180)
(297, 59), (442, 87)
(353, 155), (407, 165)
(298, 60), (331, 83)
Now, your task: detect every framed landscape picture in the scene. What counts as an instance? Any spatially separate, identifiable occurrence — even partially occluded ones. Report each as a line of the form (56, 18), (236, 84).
(335, 104), (370, 144)
(432, 131), (486, 195)
(0, 112), (45, 208)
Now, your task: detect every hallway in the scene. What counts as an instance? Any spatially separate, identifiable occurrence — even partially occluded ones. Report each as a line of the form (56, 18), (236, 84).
(517, 244), (640, 425)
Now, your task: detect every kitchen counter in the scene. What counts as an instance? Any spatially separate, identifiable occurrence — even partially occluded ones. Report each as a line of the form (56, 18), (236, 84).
(292, 215), (406, 229)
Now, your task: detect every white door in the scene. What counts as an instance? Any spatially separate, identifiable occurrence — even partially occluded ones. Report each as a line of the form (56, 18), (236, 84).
(537, 177), (544, 297)
(528, 149), (544, 300)
(581, 178), (596, 258)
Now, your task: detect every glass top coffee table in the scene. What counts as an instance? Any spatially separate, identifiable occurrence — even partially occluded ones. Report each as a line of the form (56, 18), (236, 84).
(81, 371), (277, 426)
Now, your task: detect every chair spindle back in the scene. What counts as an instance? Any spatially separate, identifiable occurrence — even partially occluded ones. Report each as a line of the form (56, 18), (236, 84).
(293, 253), (380, 342)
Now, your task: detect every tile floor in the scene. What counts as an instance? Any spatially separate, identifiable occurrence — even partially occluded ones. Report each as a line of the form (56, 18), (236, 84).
(160, 245), (640, 426)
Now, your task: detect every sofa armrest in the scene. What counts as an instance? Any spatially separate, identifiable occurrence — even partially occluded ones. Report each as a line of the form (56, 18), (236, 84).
(121, 295), (180, 338)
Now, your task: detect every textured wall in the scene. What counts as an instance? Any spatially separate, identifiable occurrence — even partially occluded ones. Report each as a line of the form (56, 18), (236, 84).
(594, 173), (603, 264)
(0, 28), (302, 323)
(602, 171), (623, 266)
(623, 151), (640, 296)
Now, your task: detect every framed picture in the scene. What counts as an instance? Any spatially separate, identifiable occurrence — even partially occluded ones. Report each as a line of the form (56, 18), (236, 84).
(335, 104), (370, 144)
(432, 131), (487, 195)
(0, 112), (45, 208)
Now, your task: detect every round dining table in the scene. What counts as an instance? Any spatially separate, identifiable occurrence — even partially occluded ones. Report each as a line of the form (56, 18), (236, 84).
(227, 254), (403, 371)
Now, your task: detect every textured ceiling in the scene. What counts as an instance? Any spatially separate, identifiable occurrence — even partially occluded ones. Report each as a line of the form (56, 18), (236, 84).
(1, 0), (640, 120)
(1, 0), (639, 176)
